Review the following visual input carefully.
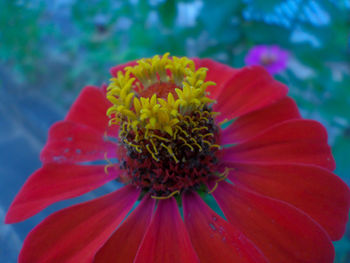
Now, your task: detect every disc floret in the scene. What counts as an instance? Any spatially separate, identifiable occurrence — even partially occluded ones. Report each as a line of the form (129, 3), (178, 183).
(106, 53), (221, 197)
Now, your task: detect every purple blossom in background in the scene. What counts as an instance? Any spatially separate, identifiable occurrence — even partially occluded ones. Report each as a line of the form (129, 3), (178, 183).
(245, 45), (289, 75)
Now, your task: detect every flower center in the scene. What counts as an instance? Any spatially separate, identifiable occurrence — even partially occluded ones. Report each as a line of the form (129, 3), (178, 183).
(260, 52), (277, 66)
(106, 53), (221, 198)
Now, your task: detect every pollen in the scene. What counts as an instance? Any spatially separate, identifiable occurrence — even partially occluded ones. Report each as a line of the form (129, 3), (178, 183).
(106, 53), (221, 197)
(106, 53), (216, 135)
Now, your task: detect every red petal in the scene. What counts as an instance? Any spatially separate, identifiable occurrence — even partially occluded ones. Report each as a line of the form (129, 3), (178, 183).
(19, 185), (139, 263)
(183, 191), (268, 263)
(110, 60), (137, 78)
(221, 97), (301, 144)
(65, 86), (119, 137)
(40, 121), (117, 163)
(134, 197), (199, 263)
(214, 66), (288, 123)
(229, 163), (350, 241)
(94, 195), (155, 263)
(193, 58), (238, 100)
(5, 163), (120, 223)
(213, 181), (335, 263)
(222, 119), (335, 170)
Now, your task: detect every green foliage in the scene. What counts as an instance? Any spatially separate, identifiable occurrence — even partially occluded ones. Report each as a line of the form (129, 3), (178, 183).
(0, 0), (45, 82)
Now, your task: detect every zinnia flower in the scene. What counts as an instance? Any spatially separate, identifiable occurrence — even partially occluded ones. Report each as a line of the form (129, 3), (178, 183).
(6, 53), (350, 263)
(245, 45), (289, 74)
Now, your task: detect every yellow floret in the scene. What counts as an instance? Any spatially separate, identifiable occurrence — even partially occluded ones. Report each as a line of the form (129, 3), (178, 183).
(106, 53), (215, 137)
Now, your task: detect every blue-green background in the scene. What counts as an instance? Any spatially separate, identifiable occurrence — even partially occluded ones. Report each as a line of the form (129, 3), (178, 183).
(1, 0), (350, 262)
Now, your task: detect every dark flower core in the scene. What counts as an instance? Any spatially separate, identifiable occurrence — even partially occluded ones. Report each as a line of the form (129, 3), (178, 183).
(119, 107), (220, 196)
(260, 52), (277, 66)
(107, 54), (222, 198)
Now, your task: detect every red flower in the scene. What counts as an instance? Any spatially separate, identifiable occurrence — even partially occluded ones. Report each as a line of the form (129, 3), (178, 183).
(6, 54), (350, 263)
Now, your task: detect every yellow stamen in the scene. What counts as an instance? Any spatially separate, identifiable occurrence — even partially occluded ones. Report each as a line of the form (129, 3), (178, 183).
(150, 139), (158, 154)
(182, 119), (190, 127)
(109, 118), (120, 127)
(200, 116), (209, 122)
(123, 139), (142, 153)
(145, 128), (149, 139)
(200, 133), (214, 138)
(146, 144), (159, 161)
(208, 182), (218, 194)
(173, 128), (178, 139)
(190, 138), (202, 152)
(179, 136), (194, 151)
(184, 116), (193, 122)
(208, 168), (232, 194)
(202, 139), (212, 146)
(104, 152), (113, 165)
(106, 54), (221, 179)
(150, 134), (170, 142)
(200, 110), (210, 116)
(217, 172), (229, 182)
(210, 144), (221, 149)
(161, 143), (179, 163)
(219, 119), (229, 126)
(219, 168), (233, 180)
(135, 131), (140, 142)
(106, 53), (215, 136)
(104, 164), (114, 175)
(151, 190), (180, 200)
(192, 126), (208, 132)
(104, 152), (115, 175)
(176, 126), (189, 137)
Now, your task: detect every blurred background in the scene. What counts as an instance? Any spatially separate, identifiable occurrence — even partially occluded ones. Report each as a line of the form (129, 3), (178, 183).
(0, 0), (350, 262)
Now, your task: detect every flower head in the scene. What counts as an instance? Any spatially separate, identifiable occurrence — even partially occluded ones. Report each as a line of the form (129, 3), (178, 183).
(245, 45), (289, 74)
(106, 54), (219, 197)
(6, 54), (350, 263)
